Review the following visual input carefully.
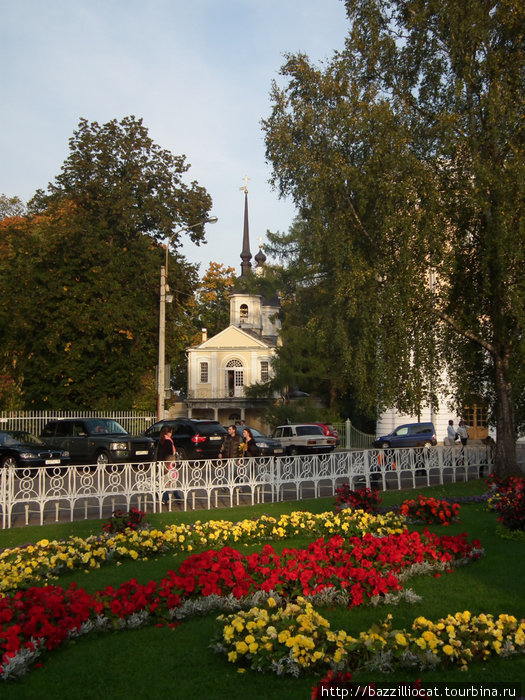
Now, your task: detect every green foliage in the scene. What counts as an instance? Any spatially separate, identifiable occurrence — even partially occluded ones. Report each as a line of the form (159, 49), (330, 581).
(262, 1), (525, 473)
(29, 116), (212, 245)
(260, 397), (342, 431)
(0, 193), (25, 219)
(192, 262), (236, 341)
(0, 117), (212, 409)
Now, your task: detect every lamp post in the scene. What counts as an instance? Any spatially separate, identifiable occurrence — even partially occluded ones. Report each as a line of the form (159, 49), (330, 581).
(157, 216), (218, 420)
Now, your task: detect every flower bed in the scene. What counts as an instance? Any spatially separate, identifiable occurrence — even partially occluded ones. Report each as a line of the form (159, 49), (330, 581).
(1, 528), (482, 680)
(487, 475), (525, 531)
(214, 598), (525, 677)
(0, 509), (405, 593)
(399, 495), (460, 525)
(334, 486), (382, 513)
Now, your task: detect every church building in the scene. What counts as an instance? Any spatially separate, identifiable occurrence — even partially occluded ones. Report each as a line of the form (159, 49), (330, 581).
(183, 187), (280, 431)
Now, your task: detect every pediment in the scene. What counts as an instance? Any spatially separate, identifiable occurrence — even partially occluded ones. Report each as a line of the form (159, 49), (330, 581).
(195, 325), (271, 349)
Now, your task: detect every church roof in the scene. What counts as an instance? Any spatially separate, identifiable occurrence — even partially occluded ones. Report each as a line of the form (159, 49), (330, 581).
(189, 324), (275, 351)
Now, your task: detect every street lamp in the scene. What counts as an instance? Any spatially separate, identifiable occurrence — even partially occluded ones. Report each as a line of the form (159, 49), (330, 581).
(157, 216), (218, 419)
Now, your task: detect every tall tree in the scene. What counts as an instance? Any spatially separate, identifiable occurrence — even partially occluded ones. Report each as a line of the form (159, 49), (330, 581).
(192, 262), (236, 341)
(0, 194), (25, 219)
(263, 0), (524, 475)
(0, 117), (212, 409)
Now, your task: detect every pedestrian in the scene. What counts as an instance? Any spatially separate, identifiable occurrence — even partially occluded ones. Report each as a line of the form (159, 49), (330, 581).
(157, 425), (182, 505)
(242, 427), (260, 457)
(447, 420), (459, 445)
(218, 424), (242, 459)
(457, 420), (470, 447)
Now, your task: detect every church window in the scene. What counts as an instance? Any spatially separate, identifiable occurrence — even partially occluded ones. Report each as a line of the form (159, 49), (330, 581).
(226, 359), (244, 397)
(240, 304), (249, 322)
(260, 361), (269, 382)
(199, 362), (209, 383)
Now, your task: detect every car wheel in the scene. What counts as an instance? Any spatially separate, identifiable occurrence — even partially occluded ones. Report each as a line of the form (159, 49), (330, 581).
(288, 446), (299, 456)
(381, 442), (391, 449)
(423, 441), (433, 448)
(1, 455), (18, 469)
(96, 451), (110, 467)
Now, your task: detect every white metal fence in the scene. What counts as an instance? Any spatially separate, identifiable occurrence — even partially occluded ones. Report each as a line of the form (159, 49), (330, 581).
(0, 444), (494, 528)
(0, 410), (157, 436)
(333, 420), (376, 450)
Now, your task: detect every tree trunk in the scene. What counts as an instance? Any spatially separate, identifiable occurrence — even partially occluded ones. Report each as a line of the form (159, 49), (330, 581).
(493, 351), (518, 476)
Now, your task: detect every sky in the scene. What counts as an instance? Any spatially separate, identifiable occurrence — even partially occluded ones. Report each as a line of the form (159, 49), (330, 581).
(1, 0), (349, 276)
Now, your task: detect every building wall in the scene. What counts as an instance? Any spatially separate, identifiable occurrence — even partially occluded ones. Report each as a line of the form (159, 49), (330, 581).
(187, 333), (276, 400)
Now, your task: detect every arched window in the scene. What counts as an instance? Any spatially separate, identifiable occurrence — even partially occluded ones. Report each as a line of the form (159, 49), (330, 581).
(239, 304), (249, 322)
(260, 360), (269, 382)
(225, 359), (244, 397)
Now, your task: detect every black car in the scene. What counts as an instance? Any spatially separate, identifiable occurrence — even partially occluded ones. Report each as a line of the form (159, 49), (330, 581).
(40, 418), (155, 466)
(0, 429), (70, 469)
(144, 418), (227, 460)
(233, 426), (284, 456)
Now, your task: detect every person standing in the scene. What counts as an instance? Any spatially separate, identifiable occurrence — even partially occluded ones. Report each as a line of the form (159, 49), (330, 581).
(242, 427), (260, 457)
(447, 420), (458, 445)
(158, 425), (182, 505)
(218, 424), (242, 459)
(457, 420), (470, 447)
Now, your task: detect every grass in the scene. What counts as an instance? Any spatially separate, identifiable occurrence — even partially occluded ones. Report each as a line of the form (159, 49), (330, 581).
(3, 479), (524, 699)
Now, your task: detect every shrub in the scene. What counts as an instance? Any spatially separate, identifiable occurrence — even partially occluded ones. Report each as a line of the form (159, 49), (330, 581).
(102, 507), (148, 534)
(486, 474), (525, 531)
(334, 485), (382, 513)
(399, 495), (460, 526)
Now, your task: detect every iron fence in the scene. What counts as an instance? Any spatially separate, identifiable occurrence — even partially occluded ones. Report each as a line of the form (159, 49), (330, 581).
(332, 420), (376, 450)
(0, 444), (494, 528)
(0, 410), (156, 436)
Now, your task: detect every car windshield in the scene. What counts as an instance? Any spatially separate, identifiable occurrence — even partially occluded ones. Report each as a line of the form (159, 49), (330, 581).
(0, 430), (44, 447)
(84, 419), (127, 435)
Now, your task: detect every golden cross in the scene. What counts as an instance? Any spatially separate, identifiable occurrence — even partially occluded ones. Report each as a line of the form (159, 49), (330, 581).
(240, 175), (250, 193)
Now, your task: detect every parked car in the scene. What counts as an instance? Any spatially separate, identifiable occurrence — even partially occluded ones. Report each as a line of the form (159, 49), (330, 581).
(144, 418), (227, 460)
(313, 422), (340, 445)
(40, 418), (155, 466)
(373, 422), (437, 449)
(272, 424), (336, 455)
(0, 429), (70, 469)
(233, 426), (284, 456)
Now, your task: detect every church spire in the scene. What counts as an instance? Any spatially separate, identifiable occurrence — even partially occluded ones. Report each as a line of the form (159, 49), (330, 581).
(239, 176), (252, 277)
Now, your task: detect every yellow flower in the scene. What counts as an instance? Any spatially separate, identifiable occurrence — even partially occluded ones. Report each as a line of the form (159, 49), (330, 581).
(443, 645), (455, 656)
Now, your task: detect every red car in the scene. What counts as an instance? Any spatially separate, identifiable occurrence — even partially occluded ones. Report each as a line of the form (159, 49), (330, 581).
(313, 423), (340, 445)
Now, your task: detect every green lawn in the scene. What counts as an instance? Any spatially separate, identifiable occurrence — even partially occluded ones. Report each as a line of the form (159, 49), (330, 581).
(2, 479), (524, 699)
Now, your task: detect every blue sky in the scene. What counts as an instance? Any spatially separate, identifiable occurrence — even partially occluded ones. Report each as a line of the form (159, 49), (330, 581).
(1, 0), (348, 274)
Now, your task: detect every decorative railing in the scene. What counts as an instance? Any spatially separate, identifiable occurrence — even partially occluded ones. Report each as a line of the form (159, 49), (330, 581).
(0, 410), (156, 436)
(0, 445), (494, 528)
(333, 420), (376, 450)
